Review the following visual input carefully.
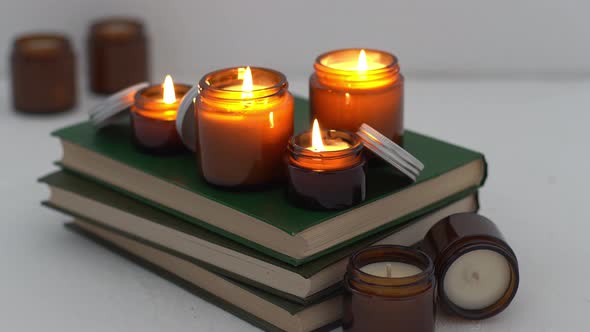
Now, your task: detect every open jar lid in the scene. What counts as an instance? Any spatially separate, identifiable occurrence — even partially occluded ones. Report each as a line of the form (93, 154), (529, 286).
(89, 81), (149, 127)
(421, 213), (520, 320)
(175, 84), (199, 151)
(356, 124), (424, 181)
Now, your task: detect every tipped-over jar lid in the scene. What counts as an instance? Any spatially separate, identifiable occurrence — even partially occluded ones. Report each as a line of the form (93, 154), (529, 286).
(356, 123), (424, 181)
(421, 213), (520, 320)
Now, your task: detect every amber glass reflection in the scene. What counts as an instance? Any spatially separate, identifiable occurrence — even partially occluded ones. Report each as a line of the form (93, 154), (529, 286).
(310, 48), (404, 145)
(196, 67), (294, 188)
(343, 245), (436, 332)
(130, 84), (190, 154)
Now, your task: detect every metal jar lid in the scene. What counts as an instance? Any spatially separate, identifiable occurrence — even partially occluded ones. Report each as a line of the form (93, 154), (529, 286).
(356, 123), (424, 181)
(89, 81), (149, 127)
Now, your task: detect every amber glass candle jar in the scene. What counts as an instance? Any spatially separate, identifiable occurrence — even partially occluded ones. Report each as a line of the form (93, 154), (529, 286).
(11, 33), (76, 113)
(287, 121), (366, 210)
(422, 213), (519, 320)
(196, 67), (294, 188)
(131, 76), (190, 154)
(343, 245), (436, 332)
(310, 48), (404, 145)
(88, 18), (149, 94)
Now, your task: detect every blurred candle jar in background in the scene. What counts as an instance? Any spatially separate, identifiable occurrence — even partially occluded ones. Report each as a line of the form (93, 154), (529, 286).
(196, 66), (294, 188)
(11, 33), (76, 113)
(131, 75), (190, 154)
(88, 18), (149, 94)
(310, 49), (404, 145)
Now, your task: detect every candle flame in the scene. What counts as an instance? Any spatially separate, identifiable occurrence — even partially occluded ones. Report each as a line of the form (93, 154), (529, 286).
(311, 119), (325, 152)
(242, 66), (253, 98)
(357, 49), (368, 71)
(163, 75), (176, 104)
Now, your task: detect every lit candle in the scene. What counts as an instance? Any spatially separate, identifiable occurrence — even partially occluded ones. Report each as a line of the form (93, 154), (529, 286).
(306, 119), (351, 152)
(196, 66), (294, 188)
(310, 48), (404, 145)
(343, 245), (436, 332)
(130, 75), (190, 154)
(422, 213), (520, 320)
(286, 119), (366, 210)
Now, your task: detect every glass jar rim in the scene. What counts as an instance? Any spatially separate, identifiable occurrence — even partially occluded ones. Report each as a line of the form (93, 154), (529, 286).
(90, 18), (144, 40)
(134, 83), (191, 109)
(198, 66), (288, 101)
(349, 245), (434, 288)
(288, 129), (363, 160)
(13, 33), (71, 58)
(314, 48), (399, 75)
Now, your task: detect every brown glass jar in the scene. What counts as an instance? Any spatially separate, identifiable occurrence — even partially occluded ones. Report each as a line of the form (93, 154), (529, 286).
(286, 129), (366, 210)
(343, 245), (436, 332)
(196, 67), (294, 188)
(130, 82), (190, 154)
(11, 33), (76, 113)
(310, 48), (404, 145)
(88, 18), (148, 94)
(422, 213), (519, 320)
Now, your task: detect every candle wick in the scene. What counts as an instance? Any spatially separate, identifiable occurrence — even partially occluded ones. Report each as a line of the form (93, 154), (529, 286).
(471, 272), (480, 281)
(386, 263), (392, 278)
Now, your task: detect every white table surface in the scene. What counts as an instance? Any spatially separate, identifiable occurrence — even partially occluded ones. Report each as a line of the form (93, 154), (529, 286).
(1, 76), (588, 332)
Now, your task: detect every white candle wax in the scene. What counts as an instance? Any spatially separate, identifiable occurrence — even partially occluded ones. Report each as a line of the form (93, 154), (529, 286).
(360, 262), (422, 278)
(443, 249), (511, 310)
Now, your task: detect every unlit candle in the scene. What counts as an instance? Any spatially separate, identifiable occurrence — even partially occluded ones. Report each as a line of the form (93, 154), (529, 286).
(360, 261), (422, 278)
(443, 249), (511, 310)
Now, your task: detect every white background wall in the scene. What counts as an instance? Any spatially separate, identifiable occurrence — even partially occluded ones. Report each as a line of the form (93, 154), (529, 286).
(2, 0), (589, 84)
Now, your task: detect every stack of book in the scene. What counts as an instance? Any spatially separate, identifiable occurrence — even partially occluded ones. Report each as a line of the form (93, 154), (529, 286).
(40, 97), (486, 332)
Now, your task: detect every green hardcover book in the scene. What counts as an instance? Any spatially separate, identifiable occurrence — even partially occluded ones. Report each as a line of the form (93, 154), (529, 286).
(40, 171), (479, 303)
(52, 97), (487, 265)
(64, 221), (342, 332)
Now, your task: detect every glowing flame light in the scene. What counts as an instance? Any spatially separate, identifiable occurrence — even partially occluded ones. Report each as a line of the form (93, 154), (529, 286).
(357, 49), (368, 71)
(269, 111), (275, 128)
(310, 119), (325, 152)
(163, 75), (176, 104)
(242, 66), (253, 98)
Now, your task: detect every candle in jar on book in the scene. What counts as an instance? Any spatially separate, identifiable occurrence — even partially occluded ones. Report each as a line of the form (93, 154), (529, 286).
(286, 119), (366, 210)
(131, 75), (190, 154)
(310, 48), (404, 145)
(422, 213), (520, 320)
(343, 245), (436, 332)
(196, 66), (294, 188)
